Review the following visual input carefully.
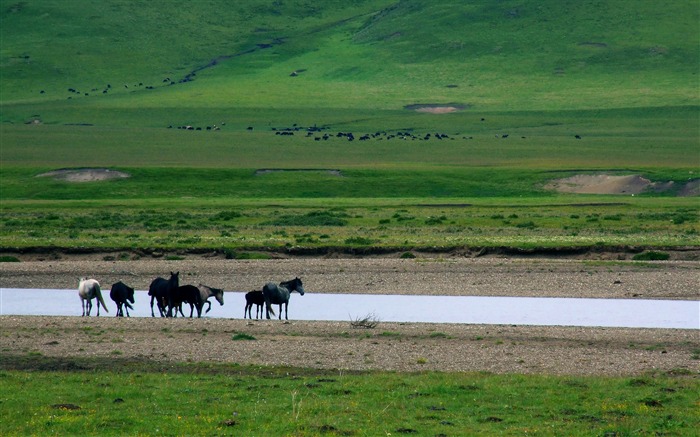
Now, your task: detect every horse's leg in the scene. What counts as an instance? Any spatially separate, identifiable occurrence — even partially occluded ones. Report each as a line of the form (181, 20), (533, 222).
(81, 298), (86, 317)
(158, 296), (167, 317)
(149, 295), (156, 317)
(86, 299), (92, 316)
(284, 302), (288, 320)
(96, 297), (101, 317)
(278, 304), (283, 320)
(256, 304), (261, 319)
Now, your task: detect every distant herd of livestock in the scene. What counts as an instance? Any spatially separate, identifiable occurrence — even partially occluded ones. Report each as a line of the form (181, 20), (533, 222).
(77, 272), (305, 320)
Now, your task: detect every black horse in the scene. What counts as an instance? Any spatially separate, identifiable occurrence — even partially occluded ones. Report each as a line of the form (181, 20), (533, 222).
(148, 271), (179, 317)
(110, 281), (135, 317)
(244, 290), (264, 319)
(263, 277), (305, 320)
(170, 285), (204, 318)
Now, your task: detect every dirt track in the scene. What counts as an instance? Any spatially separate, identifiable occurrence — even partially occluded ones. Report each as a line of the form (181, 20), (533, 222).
(1, 256), (698, 376)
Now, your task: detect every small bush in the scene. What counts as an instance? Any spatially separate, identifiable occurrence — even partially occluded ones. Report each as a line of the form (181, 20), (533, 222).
(633, 251), (670, 261)
(234, 252), (272, 260)
(265, 211), (348, 226)
(400, 252), (416, 259)
(0, 256), (20, 262)
(345, 237), (374, 245)
(212, 211), (242, 221)
(350, 313), (380, 329)
(516, 221), (537, 229)
(232, 333), (256, 341)
(425, 215), (447, 225)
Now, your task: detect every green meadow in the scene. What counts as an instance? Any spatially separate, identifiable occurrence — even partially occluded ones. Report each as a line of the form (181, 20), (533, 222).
(1, 359), (698, 436)
(2, 1), (699, 254)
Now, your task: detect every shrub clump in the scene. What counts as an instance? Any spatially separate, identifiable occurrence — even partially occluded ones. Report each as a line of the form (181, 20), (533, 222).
(232, 333), (256, 341)
(633, 251), (670, 261)
(264, 211), (348, 226)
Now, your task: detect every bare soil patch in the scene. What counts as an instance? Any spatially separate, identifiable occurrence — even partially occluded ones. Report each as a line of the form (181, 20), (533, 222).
(2, 256), (698, 300)
(1, 316), (697, 376)
(255, 168), (343, 176)
(404, 103), (468, 114)
(37, 168), (130, 182)
(545, 173), (699, 196)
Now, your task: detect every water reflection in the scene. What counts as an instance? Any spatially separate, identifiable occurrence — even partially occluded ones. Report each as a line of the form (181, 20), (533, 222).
(1, 288), (698, 329)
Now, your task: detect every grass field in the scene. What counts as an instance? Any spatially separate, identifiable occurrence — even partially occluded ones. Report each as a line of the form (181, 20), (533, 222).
(1, 1), (698, 253)
(1, 358), (698, 436)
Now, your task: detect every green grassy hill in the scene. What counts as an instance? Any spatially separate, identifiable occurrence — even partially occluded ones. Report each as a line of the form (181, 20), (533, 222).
(2, 0), (697, 111)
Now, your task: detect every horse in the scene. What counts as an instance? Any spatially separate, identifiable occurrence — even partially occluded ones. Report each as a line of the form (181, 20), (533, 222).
(110, 281), (135, 317)
(262, 277), (305, 320)
(170, 285), (204, 318)
(198, 284), (224, 315)
(244, 289), (264, 319)
(148, 271), (179, 317)
(78, 278), (109, 317)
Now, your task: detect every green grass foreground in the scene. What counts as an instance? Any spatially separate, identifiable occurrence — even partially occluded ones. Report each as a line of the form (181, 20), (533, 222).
(1, 358), (697, 436)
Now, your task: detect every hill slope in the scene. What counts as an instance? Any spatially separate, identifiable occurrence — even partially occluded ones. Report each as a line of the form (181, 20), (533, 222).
(2, 0), (698, 112)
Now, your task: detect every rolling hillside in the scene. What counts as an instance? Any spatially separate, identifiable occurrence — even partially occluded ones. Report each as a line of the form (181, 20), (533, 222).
(1, 0), (697, 112)
(0, 1), (698, 192)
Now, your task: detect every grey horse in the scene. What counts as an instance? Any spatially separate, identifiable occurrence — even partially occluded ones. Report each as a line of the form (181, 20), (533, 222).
(262, 277), (305, 320)
(198, 284), (225, 315)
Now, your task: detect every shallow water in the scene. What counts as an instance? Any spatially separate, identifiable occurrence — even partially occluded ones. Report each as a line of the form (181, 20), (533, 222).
(0, 288), (698, 329)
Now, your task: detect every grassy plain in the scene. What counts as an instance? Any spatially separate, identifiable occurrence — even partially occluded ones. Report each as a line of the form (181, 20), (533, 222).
(1, 1), (698, 254)
(1, 358), (698, 436)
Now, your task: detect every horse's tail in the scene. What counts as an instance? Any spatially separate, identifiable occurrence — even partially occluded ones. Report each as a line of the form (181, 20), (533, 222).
(96, 287), (109, 312)
(266, 301), (276, 317)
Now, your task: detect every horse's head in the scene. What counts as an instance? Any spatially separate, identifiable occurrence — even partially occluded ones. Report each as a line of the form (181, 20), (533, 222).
(213, 287), (225, 305)
(125, 284), (135, 303)
(169, 271), (180, 287)
(293, 277), (305, 295)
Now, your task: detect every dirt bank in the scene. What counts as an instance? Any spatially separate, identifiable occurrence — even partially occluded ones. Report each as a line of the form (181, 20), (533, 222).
(1, 316), (697, 376)
(1, 256), (698, 376)
(1, 256), (698, 300)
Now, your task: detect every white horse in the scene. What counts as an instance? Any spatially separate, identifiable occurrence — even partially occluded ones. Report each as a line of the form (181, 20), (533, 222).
(78, 278), (109, 316)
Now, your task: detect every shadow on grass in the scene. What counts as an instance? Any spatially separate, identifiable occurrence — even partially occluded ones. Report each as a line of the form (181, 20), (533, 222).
(0, 354), (364, 378)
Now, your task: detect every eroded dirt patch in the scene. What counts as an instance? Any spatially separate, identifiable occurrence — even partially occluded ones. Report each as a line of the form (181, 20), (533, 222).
(255, 168), (343, 176)
(404, 103), (468, 114)
(545, 174), (699, 196)
(37, 168), (130, 182)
